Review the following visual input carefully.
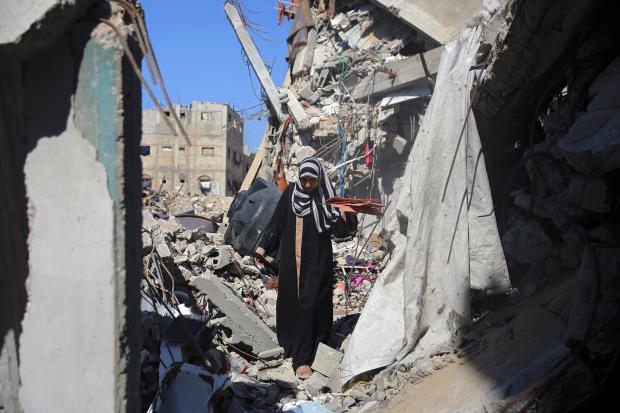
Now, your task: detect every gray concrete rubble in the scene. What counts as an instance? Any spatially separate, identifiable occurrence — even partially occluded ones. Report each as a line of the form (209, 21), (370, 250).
(311, 343), (344, 379)
(190, 274), (279, 356)
(229, 0), (620, 410)
(140, 192), (388, 410)
(239, 0), (444, 203)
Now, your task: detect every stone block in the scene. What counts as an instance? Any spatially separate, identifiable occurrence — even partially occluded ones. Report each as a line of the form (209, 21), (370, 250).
(299, 83), (315, 101)
(158, 219), (183, 236)
(391, 134), (408, 155)
(311, 343), (343, 378)
(305, 371), (330, 396)
(212, 245), (232, 270)
(155, 240), (173, 260)
(257, 359), (297, 388)
(142, 233), (153, 255)
(143, 210), (158, 230)
(290, 143), (316, 161)
(257, 347), (284, 359)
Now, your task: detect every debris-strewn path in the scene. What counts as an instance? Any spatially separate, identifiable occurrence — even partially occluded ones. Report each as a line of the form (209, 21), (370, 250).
(384, 277), (572, 413)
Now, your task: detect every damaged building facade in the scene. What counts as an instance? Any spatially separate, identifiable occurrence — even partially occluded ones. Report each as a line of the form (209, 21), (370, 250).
(141, 101), (251, 196)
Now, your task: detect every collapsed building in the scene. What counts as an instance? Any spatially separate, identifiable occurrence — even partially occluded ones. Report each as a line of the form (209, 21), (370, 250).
(222, 0), (620, 410)
(1, 0), (619, 412)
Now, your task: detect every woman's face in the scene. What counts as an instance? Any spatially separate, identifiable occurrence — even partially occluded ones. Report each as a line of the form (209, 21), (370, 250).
(300, 176), (319, 193)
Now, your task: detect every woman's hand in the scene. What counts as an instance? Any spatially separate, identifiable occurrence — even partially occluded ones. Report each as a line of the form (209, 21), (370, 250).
(254, 247), (274, 267)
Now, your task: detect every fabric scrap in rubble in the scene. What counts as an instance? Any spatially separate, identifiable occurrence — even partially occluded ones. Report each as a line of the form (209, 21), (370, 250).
(340, 25), (511, 384)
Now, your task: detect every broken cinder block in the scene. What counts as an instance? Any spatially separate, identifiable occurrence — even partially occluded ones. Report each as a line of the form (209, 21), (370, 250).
(311, 342), (343, 378)
(304, 371), (330, 396)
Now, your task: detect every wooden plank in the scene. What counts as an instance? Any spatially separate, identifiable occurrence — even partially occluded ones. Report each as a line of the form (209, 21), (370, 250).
(239, 130), (268, 192)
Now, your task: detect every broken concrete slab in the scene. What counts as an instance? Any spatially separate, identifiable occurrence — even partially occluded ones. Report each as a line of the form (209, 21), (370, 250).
(311, 343), (343, 378)
(331, 13), (352, 31)
(143, 210), (158, 230)
(178, 266), (194, 282)
(142, 233), (153, 255)
(351, 46), (443, 101)
(155, 240), (173, 260)
(210, 245), (233, 270)
(190, 274), (279, 355)
(285, 89), (311, 131)
(158, 219), (183, 236)
(298, 83), (315, 101)
(257, 359), (298, 388)
(369, 0), (482, 44)
(305, 371), (330, 396)
(304, 28), (318, 72)
(257, 347), (284, 360)
(391, 134), (408, 154)
(290, 143), (317, 161)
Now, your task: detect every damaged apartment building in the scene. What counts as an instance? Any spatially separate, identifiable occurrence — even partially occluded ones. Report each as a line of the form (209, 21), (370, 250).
(2, 0), (620, 412)
(141, 102), (252, 196)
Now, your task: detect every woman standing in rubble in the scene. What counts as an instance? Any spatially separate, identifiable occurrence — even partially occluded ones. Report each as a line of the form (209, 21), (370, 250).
(255, 157), (340, 379)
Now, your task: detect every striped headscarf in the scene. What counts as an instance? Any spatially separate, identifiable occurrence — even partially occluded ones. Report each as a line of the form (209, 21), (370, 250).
(292, 157), (340, 233)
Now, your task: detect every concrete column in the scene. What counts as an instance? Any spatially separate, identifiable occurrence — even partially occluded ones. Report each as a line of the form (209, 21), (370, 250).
(0, 1), (141, 411)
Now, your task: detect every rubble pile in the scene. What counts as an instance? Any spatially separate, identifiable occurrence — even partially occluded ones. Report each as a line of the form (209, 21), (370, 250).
(144, 188), (234, 219)
(139, 205), (390, 411)
(255, 0), (439, 205)
(206, 0), (450, 409)
(500, 51), (620, 359)
(141, 0), (620, 410)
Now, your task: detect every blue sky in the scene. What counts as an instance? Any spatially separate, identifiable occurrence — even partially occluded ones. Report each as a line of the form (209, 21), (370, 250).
(141, 0), (292, 152)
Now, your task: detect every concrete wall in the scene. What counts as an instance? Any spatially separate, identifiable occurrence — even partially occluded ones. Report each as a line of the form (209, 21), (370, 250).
(370, 0), (483, 44)
(141, 102), (248, 195)
(0, 1), (141, 411)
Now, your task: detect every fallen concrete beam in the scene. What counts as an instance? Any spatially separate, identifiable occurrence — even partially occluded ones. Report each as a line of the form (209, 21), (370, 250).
(225, 3), (284, 121)
(304, 28), (318, 72)
(284, 89), (310, 131)
(351, 46), (443, 101)
(369, 0), (482, 44)
(190, 274), (279, 355)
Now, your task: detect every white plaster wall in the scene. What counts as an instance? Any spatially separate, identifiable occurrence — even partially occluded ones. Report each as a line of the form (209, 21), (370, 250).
(20, 114), (116, 412)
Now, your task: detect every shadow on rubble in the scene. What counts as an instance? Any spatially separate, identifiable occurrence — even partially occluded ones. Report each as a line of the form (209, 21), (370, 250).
(329, 313), (361, 350)
(433, 1), (620, 411)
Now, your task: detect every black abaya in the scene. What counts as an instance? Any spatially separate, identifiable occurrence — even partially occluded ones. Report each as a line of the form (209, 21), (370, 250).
(258, 183), (333, 369)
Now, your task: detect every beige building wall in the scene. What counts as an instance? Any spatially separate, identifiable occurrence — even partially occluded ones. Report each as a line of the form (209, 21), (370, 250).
(141, 102), (250, 196)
